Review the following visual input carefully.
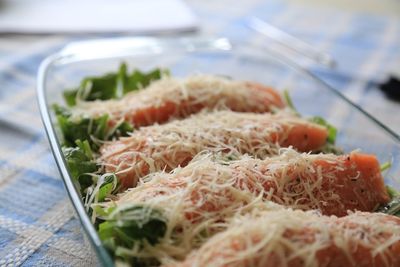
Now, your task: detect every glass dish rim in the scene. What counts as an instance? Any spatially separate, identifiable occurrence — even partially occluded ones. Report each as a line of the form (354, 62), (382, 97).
(36, 36), (400, 266)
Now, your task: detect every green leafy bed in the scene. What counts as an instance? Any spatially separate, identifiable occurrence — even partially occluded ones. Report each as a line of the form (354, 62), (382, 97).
(57, 64), (168, 195)
(63, 63), (167, 107)
(55, 64), (170, 263)
(55, 64), (398, 265)
(56, 63), (167, 187)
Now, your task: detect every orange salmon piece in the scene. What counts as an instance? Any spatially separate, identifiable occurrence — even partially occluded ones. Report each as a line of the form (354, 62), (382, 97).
(74, 76), (286, 127)
(171, 210), (400, 267)
(100, 111), (329, 189)
(116, 150), (389, 218)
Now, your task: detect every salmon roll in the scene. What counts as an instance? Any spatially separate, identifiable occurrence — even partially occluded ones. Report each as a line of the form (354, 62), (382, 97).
(71, 75), (285, 127)
(173, 209), (400, 267)
(99, 110), (329, 188)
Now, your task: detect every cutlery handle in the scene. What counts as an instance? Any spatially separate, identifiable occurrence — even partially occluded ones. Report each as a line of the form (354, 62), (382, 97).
(248, 17), (336, 68)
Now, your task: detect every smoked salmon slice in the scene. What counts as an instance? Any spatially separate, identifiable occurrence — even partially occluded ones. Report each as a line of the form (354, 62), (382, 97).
(99, 111), (329, 189)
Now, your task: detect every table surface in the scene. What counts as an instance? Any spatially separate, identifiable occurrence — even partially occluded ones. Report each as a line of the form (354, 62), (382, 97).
(0, 0), (399, 266)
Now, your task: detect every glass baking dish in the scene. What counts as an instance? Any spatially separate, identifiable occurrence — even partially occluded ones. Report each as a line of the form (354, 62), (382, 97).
(37, 37), (400, 266)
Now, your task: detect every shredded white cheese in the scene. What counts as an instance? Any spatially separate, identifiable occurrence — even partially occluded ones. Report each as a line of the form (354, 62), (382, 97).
(70, 75), (284, 124)
(99, 110), (327, 187)
(175, 209), (400, 267)
(101, 148), (388, 264)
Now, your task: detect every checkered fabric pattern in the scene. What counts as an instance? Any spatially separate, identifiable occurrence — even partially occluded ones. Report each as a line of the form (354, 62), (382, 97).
(0, 0), (399, 266)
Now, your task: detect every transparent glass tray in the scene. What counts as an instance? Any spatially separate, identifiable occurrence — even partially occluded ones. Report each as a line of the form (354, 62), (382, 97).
(37, 37), (400, 266)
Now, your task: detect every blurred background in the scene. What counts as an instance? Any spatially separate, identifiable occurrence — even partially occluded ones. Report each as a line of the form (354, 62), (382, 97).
(0, 0), (399, 131)
(0, 0), (399, 266)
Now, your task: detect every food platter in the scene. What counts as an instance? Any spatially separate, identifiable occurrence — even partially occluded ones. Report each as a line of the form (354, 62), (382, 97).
(37, 37), (400, 266)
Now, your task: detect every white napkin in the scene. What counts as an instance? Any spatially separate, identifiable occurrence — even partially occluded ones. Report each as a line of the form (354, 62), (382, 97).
(0, 0), (198, 33)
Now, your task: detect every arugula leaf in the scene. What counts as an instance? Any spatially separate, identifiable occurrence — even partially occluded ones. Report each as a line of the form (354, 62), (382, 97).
(98, 205), (167, 257)
(309, 116), (337, 144)
(283, 90), (298, 115)
(76, 139), (93, 159)
(380, 161), (392, 172)
(376, 186), (400, 216)
(63, 63), (168, 106)
(62, 141), (98, 193)
(98, 174), (119, 202)
(386, 185), (399, 199)
(378, 198), (400, 216)
(54, 104), (133, 150)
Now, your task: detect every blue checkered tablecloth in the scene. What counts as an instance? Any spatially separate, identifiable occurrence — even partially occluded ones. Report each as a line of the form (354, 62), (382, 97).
(0, 0), (399, 266)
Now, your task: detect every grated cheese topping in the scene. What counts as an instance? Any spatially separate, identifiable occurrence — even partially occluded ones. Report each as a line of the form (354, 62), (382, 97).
(101, 148), (387, 264)
(99, 110), (328, 187)
(174, 208), (400, 267)
(65, 71), (394, 267)
(70, 74), (284, 124)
